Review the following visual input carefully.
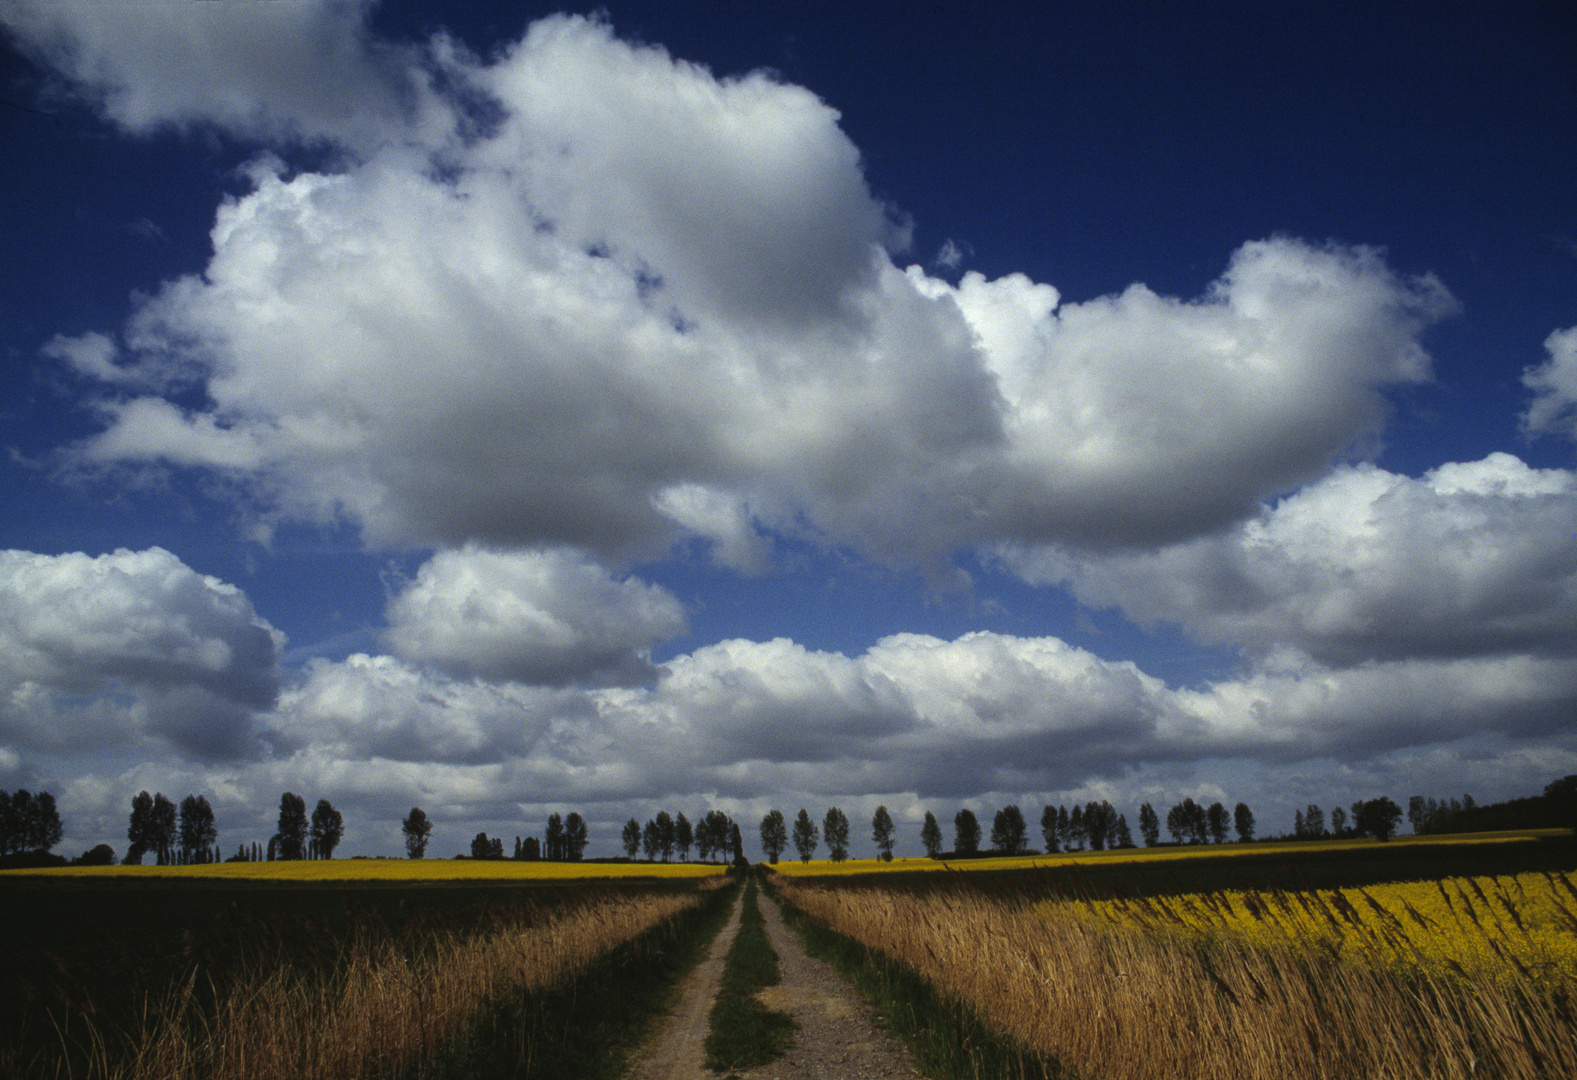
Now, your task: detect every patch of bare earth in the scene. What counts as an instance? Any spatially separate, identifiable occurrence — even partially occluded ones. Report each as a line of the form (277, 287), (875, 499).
(625, 883), (924, 1080)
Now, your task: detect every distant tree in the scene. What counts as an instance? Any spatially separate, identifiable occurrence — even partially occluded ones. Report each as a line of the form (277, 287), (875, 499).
(695, 813), (716, 862)
(823, 807), (850, 862)
(954, 809), (981, 855)
(871, 805), (896, 860)
(642, 818), (661, 860)
(991, 805), (1028, 854)
(1, 790), (62, 856)
(622, 817), (642, 858)
(1040, 805), (1060, 853)
(1138, 802), (1160, 847)
(1293, 808), (1306, 839)
(792, 809), (818, 863)
(1328, 806), (1347, 837)
(402, 807), (432, 858)
(676, 812), (693, 861)
(275, 793), (307, 860)
(760, 810), (788, 864)
(701, 810), (732, 862)
(1547, 776), (1577, 831)
(730, 822), (746, 867)
(0, 793), (16, 857)
(1233, 802), (1256, 842)
(1068, 805), (1086, 851)
(471, 832), (496, 858)
(522, 835), (540, 859)
(1168, 799), (1206, 844)
(1206, 802), (1230, 845)
(920, 811), (943, 858)
(178, 794), (218, 863)
(310, 799), (343, 859)
(655, 811), (675, 862)
(1354, 797), (1404, 842)
(1082, 802), (1113, 851)
(1114, 814), (1135, 848)
(1407, 795), (1429, 835)
(545, 812), (566, 860)
(75, 843), (115, 866)
(1305, 804), (1327, 839)
(148, 793), (177, 864)
(125, 791), (155, 864)
(1056, 805), (1071, 850)
(564, 812), (588, 860)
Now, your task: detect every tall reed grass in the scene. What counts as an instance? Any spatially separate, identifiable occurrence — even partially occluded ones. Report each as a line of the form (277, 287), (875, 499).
(47, 889), (704, 1080)
(773, 873), (1577, 1080)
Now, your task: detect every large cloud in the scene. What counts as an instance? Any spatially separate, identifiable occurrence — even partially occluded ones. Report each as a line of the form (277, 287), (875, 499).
(0, 0), (430, 145)
(0, 547), (283, 758)
(383, 546), (686, 686)
(37, 13), (1453, 565)
(1005, 453), (1577, 666)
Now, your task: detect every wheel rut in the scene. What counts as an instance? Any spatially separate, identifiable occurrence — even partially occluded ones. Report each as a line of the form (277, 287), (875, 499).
(623, 882), (924, 1080)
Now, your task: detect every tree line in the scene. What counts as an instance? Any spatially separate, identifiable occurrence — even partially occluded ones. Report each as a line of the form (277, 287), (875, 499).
(619, 808), (743, 864)
(1407, 777), (1576, 835)
(748, 793), (1420, 863)
(0, 789), (63, 858)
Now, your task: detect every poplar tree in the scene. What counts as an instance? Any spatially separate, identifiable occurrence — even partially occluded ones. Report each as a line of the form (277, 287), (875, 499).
(792, 809), (818, 863)
(759, 809), (788, 864)
(823, 807), (850, 862)
(1040, 804), (1060, 853)
(1233, 802), (1256, 842)
(1138, 803), (1161, 847)
(402, 807), (432, 858)
(953, 808), (980, 855)
(920, 811), (943, 858)
(871, 805), (896, 860)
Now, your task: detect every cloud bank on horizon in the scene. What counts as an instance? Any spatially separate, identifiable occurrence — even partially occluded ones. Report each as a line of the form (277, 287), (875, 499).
(1, 1), (1573, 857)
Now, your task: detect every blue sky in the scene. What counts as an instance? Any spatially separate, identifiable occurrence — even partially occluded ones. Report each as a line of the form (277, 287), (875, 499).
(1, 1), (1574, 859)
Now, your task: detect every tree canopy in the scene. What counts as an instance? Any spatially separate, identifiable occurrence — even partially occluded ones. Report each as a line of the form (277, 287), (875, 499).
(760, 809), (787, 864)
(792, 809), (818, 863)
(402, 806), (432, 858)
(823, 806), (850, 862)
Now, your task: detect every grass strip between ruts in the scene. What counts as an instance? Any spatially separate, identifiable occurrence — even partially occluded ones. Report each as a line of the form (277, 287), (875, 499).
(704, 874), (797, 1075)
(425, 878), (739, 1080)
(763, 875), (1073, 1080)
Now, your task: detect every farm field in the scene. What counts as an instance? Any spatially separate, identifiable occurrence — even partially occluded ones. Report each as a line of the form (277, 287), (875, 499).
(767, 830), (1577, 1080)
(0, 864), (736, 1079)
(18, 856), (729, 883)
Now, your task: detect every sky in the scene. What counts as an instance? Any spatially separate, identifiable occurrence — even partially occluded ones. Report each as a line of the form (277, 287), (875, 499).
(1, 0), (1574, 860)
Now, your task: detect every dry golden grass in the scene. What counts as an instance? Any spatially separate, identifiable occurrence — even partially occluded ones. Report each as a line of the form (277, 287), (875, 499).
(54, 889), (702, 1080)
(773, 871), (1577, 1080)
(16, 858), (729, 883)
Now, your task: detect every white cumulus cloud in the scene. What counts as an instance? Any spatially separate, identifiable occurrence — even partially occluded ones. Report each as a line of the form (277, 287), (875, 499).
(1005, 453), (1577, 666)
(383, 546), (687, 686)
(0, 548), (283, 758)
(1524, 325), (1577, 442)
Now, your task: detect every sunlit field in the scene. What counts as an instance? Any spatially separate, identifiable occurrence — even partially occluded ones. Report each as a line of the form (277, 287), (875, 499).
(13, 858), (730, 882)
(768, 833), (1577, 1079)
(2, 866), (735, 1079)
(1054, 870), (1577, 989)
(769, 829), (1566, 876)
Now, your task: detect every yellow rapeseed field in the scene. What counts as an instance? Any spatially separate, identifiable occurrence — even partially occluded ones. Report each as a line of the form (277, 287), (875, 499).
(772, 863), (1577, 1080)
(768, 829), (1563, 875)
(16, 858), (730, 882)
(1051, 870), (1577, 989)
